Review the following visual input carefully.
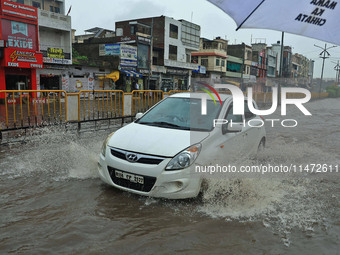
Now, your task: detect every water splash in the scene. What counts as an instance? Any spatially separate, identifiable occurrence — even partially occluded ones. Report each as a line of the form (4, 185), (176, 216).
(0, 126), (111, 180)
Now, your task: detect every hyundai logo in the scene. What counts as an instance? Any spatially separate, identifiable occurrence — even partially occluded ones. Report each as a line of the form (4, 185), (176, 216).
(126, 153), (138, 162)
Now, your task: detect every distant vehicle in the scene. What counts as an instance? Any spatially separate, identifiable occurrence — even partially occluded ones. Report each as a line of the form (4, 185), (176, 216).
(98, 93), (266, 199)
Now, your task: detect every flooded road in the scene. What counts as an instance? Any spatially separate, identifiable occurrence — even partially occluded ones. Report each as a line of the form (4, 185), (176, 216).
(1, 98), (340, 254)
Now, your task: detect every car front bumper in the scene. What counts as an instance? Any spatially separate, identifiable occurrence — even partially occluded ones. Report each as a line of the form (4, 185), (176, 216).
(98, 151), (202, 199)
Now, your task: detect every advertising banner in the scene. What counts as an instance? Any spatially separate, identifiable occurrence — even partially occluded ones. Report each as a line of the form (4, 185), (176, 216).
(99, 44), (120, 56)
(1, 19), (38, 50)
(2, 48), (43, 68)
(47, 48), (65, 59)
(120, 44), (137, 67)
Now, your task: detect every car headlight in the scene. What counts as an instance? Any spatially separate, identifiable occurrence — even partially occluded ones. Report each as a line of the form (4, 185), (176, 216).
(165, 144), (201, 170)
(101, 132), (115, 157)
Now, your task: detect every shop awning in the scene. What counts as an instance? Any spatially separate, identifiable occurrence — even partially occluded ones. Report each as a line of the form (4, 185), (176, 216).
(98, 71), (120, 82)
(121, 70), (143, 77)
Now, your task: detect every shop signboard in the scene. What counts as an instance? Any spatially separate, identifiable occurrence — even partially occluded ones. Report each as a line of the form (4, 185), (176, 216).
(120, 44), (137, 67)
(47, 48), (65, 59)
(0, 0), (38, 21)
(43, 57), (72, 65)
(2, 48), (43, 68)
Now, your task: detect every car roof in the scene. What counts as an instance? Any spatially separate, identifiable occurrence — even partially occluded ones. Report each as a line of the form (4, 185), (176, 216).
(169, 92), (233, 101)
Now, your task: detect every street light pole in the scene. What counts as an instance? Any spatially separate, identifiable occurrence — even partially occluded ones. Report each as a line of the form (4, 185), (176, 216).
(314, 43), (337, 97)
(147, 18), (154, 90)
(277, 32), (285, 105)
(310, 60), (315, 89)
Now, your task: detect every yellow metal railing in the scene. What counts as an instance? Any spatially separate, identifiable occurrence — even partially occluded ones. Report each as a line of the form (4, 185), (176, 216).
(131, 90), (163, 116)
(0, 90), (67, 131)
(76, 90), (124, 122)
(0, 89), (331, 132)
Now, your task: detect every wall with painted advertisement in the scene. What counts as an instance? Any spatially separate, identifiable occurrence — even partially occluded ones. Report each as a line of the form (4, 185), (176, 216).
(1, 19), (38, 50)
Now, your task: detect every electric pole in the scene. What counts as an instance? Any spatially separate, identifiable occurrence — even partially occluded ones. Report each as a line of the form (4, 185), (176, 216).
(314, 43), (337, 97)
(332, 60), (340, 83)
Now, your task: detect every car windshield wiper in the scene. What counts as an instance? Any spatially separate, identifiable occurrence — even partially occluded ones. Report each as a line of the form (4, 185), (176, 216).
(139, 121), (190, 130)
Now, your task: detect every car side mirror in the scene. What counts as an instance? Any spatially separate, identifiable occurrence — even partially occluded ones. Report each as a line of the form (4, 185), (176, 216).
(222, 122), (243, 134)
(227, 123), (243, 133)
(135, 112), (144, 119)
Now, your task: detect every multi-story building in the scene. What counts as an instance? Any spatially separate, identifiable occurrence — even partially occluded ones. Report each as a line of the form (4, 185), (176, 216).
(291, 54), (301, 81)
(251, 43), (267, 92)
(266, 47), (277, 78)
(269, 42), (312, 88)
(73, 27), (115, 43)
(265, 46), (277, 91)
(0, 0), (72, 93)
(0, 0), (43, 101)
(282, 46), (293, 81)
(115, 16), (200, 91)
(227, 43), (254, 87)
(269, 41), (282, 77)
(291, 53), (313, 88)
(225, 55), (243, 79)
(35, 0), (72, 90)
(191, 37), (228, 81)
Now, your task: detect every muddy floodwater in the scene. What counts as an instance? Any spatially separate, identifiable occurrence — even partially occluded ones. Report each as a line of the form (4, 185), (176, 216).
(1, 99), (340, 254)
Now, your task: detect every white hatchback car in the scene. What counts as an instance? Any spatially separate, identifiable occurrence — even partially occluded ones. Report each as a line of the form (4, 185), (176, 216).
(98, 93), (266, 199)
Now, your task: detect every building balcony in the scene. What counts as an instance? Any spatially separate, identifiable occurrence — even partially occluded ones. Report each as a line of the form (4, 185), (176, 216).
(164, 59), (199, 70)
(38, 9), (71, 31)
(193, 49), (227, 58)
(205, 66), (226, 73)
(225, 71), (242, 78)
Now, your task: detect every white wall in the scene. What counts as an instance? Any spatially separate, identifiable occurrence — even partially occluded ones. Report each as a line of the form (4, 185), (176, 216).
(164, 17), (186, 62)
(38, 10), (71, 31)
(39, 29), (71, 53)
(37, 66), (113, 93)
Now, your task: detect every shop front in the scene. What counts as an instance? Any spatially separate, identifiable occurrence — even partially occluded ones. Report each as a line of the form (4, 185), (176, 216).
(161, 68), (190, 92)
(0, 48), (43, 101)
(0, 0), (42, 101)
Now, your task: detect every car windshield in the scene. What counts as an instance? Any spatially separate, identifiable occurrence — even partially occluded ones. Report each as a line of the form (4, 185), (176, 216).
(136, 97), (222, 131)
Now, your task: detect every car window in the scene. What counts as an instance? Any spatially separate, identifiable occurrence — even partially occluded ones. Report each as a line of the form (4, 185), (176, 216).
(136, 97), (222, 131)
(221, 104), (243, 134)
(244, 100), (256, 120)
(225, 105), (243, 123)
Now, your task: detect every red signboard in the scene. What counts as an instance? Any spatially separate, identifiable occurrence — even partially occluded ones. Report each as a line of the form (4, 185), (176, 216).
(1, 19), (38, 50)
(2, 48), (43, 69)
(0, 0), (38, 22)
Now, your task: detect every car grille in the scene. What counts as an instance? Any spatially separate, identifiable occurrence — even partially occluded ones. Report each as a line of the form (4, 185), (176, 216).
(108, 167), (156, 192)
(110, 147), (165, 165)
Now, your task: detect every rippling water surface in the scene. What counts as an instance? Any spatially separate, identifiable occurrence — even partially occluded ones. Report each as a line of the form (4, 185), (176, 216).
(1, 99), (340, 254)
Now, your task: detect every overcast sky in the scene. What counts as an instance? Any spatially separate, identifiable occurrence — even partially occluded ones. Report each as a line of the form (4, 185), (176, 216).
(66, 0), (340, 79)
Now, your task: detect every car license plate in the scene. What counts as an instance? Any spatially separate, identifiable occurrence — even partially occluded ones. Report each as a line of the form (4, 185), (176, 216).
(115, 170), (144, 185)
